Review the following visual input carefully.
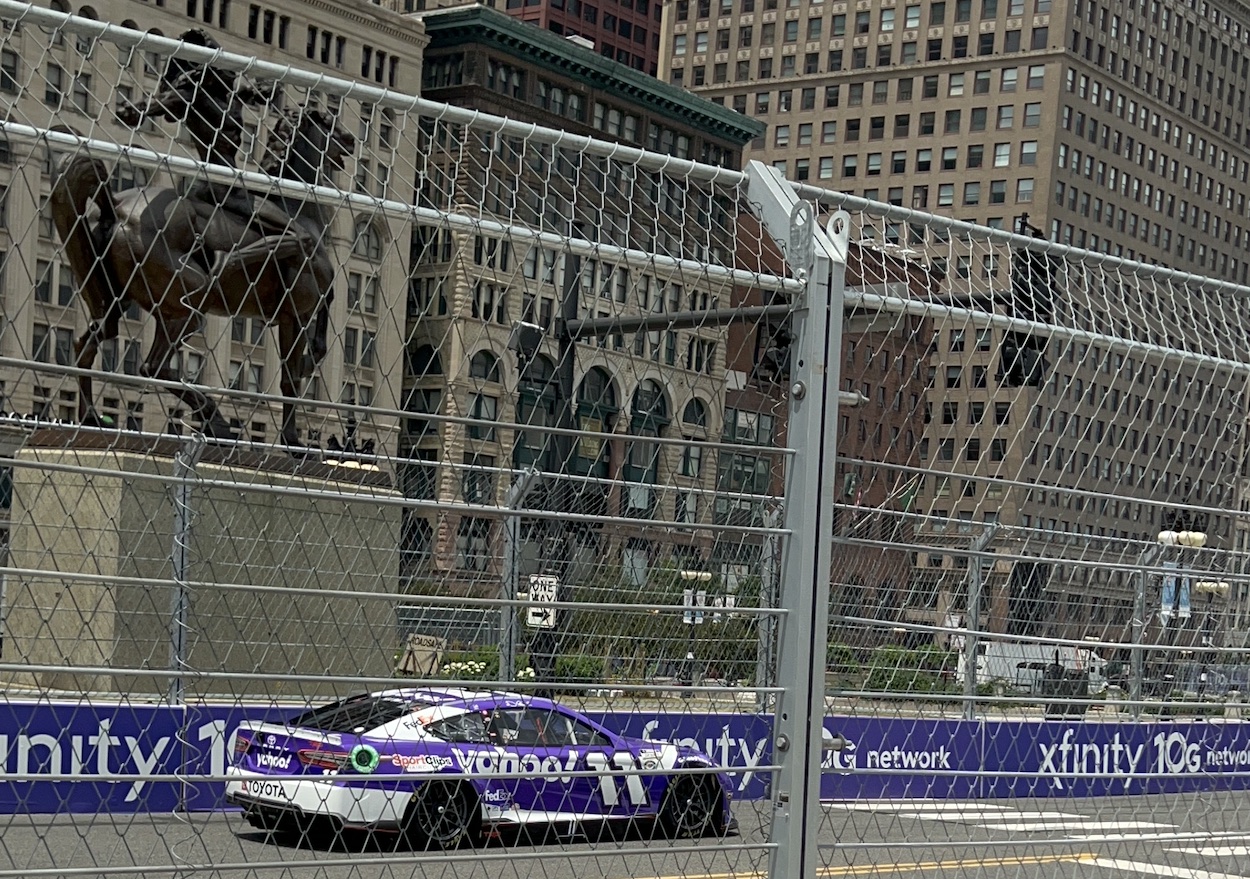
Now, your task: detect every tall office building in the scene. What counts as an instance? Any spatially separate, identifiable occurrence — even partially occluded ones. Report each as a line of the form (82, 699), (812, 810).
(498, 0), (666, 74)
(661, 0), (1249, 641)
(662, 0), (1250, 282)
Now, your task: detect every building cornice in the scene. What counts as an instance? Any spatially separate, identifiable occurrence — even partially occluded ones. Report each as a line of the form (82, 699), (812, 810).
(414, 4), (763, 145)
(300, 0), (430, 48)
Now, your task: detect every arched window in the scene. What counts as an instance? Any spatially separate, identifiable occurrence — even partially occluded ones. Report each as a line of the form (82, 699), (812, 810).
(353, 218), (383, 261)
(623, 380), (670, 517)
(576, 367), (618, 477)
(631, 379), (669, 429)
(513, 355), (558, 470)
(682, 398), (708, 428)
(469, 350), (501, 383)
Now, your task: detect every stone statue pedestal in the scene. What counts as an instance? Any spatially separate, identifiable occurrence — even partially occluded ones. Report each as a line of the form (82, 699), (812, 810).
(2, 429), (401, 700)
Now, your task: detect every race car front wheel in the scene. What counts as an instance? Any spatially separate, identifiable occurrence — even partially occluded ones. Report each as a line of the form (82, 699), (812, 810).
(402, 780), (479, 850)
(657, 775), (723, 839)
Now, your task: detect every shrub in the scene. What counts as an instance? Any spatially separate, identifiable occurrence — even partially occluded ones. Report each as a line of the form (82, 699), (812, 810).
(555, 655), (605, 683)
(863, 645), (957, 694)
(827, 642), (860, 674)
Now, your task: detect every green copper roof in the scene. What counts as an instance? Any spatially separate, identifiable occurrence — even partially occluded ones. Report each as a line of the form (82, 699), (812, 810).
(415, 4), (763, 146)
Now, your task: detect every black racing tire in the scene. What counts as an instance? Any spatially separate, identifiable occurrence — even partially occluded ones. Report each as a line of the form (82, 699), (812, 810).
(657, 774), (724, 839)
(401, 779), (480, 850)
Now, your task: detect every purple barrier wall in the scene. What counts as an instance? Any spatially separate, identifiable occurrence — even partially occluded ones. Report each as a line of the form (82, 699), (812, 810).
(4, 700), (1250, 813)
(0, 701), (183, 814)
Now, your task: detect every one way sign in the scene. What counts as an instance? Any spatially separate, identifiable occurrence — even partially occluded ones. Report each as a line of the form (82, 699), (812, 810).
(526, 574), (559, 629)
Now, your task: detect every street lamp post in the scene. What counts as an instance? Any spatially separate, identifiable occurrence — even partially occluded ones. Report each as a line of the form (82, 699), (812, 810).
(1194, 581), (1231, 643)
(1193, 580), (1230, 692)
(680, 570), (712, 695)
(1132, 530), (1206, 716)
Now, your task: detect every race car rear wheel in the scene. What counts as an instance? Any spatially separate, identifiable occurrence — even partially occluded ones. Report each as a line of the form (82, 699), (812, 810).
(402, 779), (479, 850)
(657, 775), (723, 839)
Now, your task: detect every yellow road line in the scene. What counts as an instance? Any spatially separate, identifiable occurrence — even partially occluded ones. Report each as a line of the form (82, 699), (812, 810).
(632, 852), (1100, 879)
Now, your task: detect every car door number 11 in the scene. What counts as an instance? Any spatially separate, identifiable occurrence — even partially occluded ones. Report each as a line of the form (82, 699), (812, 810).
(584, 751), (651, 807)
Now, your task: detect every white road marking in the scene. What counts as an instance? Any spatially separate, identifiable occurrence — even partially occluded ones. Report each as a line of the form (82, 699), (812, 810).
(1084, 856), (1250, 879)
(823, 802), (1012, 812)
(1166, 847), (1250, 857)
(976, 820), (1176, 833)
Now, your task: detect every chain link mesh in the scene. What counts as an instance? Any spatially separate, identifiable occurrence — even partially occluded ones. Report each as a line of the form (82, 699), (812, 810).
(810, 188), (1250, 875)
(4, 4), (1250, 879)
(0, 5), (791, 877)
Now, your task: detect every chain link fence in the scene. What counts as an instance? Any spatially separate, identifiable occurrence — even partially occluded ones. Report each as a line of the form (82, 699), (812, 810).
(3, 4), (1250, 879)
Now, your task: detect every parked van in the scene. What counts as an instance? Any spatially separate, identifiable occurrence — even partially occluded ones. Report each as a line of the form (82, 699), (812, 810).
(955, 639), (1107, 695)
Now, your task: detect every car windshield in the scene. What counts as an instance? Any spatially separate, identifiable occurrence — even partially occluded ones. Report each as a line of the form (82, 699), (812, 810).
(287, 694), (413, 734)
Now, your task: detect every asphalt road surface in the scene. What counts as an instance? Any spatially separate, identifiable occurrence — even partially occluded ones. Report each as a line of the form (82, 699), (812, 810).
(2, 792), (1248, 879)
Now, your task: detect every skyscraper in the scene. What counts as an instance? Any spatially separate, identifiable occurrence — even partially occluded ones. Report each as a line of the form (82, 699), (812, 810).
(660, 0), (1248, 641)
(661, 0), (1250, 283)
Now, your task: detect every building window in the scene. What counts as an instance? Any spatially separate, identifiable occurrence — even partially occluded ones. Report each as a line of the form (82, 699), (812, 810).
(0, 49), (18, 95)
(44, 63), (64, 107)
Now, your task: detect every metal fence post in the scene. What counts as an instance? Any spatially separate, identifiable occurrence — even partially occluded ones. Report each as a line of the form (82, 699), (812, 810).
(1131, 544), (1162, 719)
(501, 467), (541, 683)
(746, 161), (846, 879)
(962, 525), (998, 720)
(757, 505), (783, 710)
(170, 433), (206, 705)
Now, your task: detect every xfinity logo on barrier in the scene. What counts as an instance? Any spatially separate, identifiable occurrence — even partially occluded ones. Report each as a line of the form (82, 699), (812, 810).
(0, 720), (172, 802)
(254, 751), (292, 770)
(640, 721), (769, 793)
(1039, 730), (1146, 790)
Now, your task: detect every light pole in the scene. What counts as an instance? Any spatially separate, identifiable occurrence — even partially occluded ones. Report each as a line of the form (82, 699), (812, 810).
(1193, 579), (1230, 692)
(1133, 530), (1205, 713)
(680, 569), (712, 694)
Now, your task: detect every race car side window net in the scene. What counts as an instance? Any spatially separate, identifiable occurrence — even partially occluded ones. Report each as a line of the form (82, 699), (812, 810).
(426, 712), (492, 744)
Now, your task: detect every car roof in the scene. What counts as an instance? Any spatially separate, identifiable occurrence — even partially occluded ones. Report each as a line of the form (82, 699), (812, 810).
(367, 687), (560, 712)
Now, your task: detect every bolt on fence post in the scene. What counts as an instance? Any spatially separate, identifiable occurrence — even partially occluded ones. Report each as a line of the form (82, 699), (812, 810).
(169, 433), (206, 706)
(746, 161), (846, 879)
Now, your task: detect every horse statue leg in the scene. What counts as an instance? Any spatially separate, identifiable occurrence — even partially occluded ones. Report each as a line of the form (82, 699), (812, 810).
(275, 312), (311, 450)
(51, 153), (126, 428)
(72, 303), (123, 427)
(140, 310), (234, 441)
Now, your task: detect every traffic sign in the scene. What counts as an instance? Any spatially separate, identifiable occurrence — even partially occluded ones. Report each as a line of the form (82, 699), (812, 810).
(526, 574), (559, 628)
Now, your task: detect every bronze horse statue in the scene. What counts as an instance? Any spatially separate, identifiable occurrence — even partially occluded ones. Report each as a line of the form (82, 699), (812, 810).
(51, 101), (355, 447)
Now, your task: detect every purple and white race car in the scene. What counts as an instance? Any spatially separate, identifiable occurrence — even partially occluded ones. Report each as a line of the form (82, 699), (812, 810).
(225, 688), (736, 848)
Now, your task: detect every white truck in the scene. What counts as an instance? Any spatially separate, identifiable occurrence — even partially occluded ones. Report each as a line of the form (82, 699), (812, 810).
(955, 638), (1108, 695)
